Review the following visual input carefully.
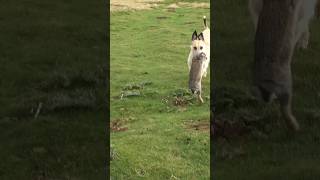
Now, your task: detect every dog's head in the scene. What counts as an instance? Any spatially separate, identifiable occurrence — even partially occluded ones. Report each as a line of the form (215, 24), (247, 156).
(190, 30), (206, 59)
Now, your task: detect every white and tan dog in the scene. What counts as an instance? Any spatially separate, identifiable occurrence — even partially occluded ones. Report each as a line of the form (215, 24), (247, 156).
(187, 16), (210, 78)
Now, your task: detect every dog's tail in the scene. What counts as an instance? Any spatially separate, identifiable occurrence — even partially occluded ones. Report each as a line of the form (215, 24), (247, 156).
(203, 16), (207, 28)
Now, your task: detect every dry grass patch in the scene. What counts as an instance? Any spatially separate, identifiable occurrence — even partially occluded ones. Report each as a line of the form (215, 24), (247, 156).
(111, 0), (163, 12)
(167, 2), (209, 10)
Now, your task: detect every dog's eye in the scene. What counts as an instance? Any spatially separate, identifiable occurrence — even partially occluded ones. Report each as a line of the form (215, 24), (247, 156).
(200, 46), (203, 50)
(193, 47), (197, 50)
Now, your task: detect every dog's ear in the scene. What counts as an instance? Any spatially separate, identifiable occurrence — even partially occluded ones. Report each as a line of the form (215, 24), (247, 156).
(192, 30), (198, 41)
(198, 33), (204, 41)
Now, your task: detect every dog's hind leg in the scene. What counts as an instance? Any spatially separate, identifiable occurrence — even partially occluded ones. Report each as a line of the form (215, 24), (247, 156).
(187, 51), (192, 71)
(248, 0), (263, 31)
(296, 0), (318, 49)
(278, 92), (300, 131)
(296, 29), (310, 49)
(198, 93), (204, 104)
(202, 64), (207, 77)
(203, 71), (207, 78)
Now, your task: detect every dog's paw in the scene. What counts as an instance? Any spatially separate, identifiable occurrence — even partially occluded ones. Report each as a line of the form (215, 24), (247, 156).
(296, 39), (308, 49)
(203, 71), (207, 77)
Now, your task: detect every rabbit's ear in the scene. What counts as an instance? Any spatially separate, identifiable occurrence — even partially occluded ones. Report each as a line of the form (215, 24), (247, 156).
(192, 30), (198, 41)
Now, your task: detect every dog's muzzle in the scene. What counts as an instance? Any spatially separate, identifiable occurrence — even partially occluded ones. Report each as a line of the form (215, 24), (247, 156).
(197, 53), (207, 60)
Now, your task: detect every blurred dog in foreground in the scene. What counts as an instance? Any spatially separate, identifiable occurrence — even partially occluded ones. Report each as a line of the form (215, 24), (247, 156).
(249, 0), (317, 131)
(188, 16), (210, 103)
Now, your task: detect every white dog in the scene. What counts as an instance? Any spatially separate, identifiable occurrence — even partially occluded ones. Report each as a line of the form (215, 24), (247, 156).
(187, 16), (210, 78)
(249, 0), (317, 49)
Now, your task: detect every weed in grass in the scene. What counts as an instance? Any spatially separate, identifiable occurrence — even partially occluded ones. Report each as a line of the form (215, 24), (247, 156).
(110, 145), (119, 161)
(184, 119), (209, 132)
(110, 119), (129, 132)
(118, 81), (154, 99)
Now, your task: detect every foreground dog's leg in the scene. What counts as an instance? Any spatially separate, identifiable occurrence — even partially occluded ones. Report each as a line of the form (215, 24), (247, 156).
(296, 30), (310, 49)
(317, 0), (320, 18)
(278, 93), (300, 131)
(203, 71), (207, 78)
(294, 0), (317, 49)
(250, 0), (316, 50)
(248, 0), (263, 31)
(250, 0), (317, 48)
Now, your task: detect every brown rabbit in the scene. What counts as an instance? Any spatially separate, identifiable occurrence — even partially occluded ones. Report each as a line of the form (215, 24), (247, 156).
(189, 52), (207, 103)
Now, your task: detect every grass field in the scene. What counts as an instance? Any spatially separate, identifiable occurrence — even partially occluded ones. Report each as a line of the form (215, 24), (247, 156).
(110, 0), (210, 179)
(2, 0), (319, 179)
(213, 1), (320, 179)
(0, 1), (107, 179)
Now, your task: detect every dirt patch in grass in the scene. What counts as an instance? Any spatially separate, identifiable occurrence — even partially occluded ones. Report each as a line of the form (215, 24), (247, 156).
(212, 86), (272, 140)
(212, 116), (252, 139)
(159, 88), (209, 113)
(171, 88), (195, 106)
(111, 0), (163, 12)
(110, 0), (209, 12)
(167, 2), (209, 10)
(173, 96), (190, 106)
(185, 119), (210, 132)
(111, 119), (129, 132)
(117, 81), (153, 99)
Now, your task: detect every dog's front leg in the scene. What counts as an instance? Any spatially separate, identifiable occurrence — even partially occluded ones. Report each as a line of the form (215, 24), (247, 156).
(249, 0), (263, 31)
(198, 93), (204, 104)
(296, 29), (310, 49)
(187, 51), (193, 71)
(202, 59), (209, 77)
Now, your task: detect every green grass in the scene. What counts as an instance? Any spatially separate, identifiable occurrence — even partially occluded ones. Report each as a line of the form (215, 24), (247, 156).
(213, 0), (320, 179)
(110, 2), (210, 179)
(0, 0), (107, 179)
